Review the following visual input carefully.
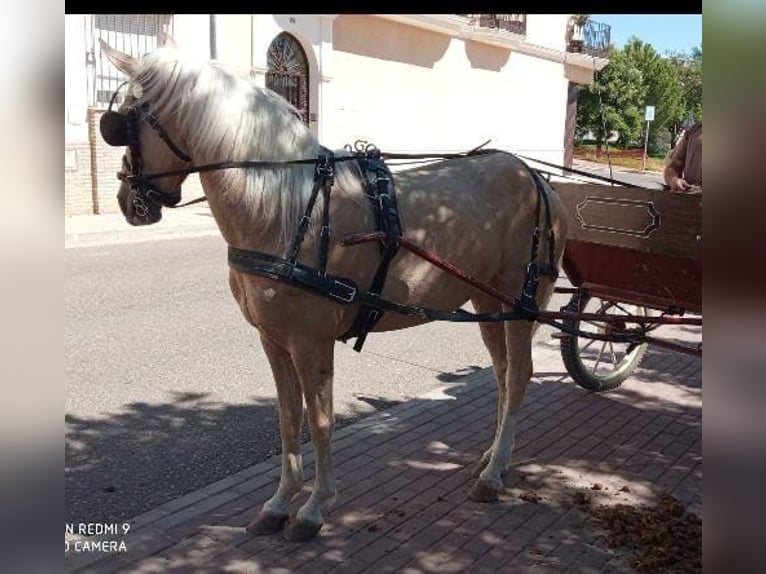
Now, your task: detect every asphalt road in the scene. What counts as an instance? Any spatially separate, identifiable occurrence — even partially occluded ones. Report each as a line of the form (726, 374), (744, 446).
(65, 234), (574, 523)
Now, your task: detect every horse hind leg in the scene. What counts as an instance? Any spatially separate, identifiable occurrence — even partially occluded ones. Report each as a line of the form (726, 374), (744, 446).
(469, 275), (558, 502)
(470, 315), (534, 502)
(470, 293), (508, 479)
(246, 334), (305, 535)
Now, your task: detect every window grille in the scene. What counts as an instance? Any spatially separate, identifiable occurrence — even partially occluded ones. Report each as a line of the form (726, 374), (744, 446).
(265, 32), (310, 125)
(86, 14), (173, 108)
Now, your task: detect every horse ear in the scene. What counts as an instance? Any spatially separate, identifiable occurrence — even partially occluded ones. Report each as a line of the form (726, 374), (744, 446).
(159, 31), (178, 49)
(100, 39), (137, 76)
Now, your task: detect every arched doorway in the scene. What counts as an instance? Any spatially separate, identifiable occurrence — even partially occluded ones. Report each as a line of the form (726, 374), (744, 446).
(266, 32), (310, 125)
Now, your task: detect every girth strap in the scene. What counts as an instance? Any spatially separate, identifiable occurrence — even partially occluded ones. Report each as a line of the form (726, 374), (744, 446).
(229, 248), (358, 304)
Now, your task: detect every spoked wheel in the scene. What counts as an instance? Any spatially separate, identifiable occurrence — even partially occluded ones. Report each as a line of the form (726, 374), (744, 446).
(560, 291), (648, 392)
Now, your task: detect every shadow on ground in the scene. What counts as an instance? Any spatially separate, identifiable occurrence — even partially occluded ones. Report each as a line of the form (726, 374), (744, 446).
(66, 366), (481, 524)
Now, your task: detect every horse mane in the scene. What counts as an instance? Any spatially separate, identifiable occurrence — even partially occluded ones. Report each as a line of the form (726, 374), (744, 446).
(132, 47), (363, 248)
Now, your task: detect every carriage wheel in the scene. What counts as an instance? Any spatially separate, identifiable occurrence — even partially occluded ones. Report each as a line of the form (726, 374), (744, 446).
(560, 291), (648, 392)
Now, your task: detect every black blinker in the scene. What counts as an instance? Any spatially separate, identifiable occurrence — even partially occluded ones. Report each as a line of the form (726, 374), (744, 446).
(100, 111), (129, 147)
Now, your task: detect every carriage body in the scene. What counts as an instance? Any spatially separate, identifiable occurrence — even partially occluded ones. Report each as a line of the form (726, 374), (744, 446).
(550, 181), (702, 391)
(555, 182), (701, 314)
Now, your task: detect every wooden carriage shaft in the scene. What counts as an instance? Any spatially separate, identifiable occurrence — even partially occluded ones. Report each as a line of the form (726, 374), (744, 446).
(551, 331), (702, 356)
(341, 231), (702, 328)
(541, 311), (701, 326)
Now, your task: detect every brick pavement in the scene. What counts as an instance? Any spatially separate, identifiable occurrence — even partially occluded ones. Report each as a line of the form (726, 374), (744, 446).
(65, 324), (701, 573)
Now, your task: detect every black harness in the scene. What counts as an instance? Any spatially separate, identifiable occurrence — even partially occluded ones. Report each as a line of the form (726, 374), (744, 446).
(100, 86), (561, 352)
(231, 145), (559, 352)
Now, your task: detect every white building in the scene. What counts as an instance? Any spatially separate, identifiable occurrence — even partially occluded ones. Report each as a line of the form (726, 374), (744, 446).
(64, 14), (610, 215)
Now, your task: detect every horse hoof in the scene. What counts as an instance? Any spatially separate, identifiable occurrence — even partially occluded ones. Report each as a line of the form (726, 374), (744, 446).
(283, 518), (322, 542)
(246, 511), (289, 535)
(469, 481), (501, 503)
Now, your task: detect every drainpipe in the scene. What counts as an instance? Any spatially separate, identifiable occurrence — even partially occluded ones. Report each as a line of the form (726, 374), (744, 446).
(209, 15), (217, 59)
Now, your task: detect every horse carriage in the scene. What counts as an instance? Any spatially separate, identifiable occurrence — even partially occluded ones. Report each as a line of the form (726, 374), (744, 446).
(548, 178), (702, 391)
(98, 38), (702, 541)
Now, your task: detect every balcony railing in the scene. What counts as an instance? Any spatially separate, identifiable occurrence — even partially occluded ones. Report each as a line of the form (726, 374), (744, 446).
(464, 14), (526, 36)
(567, 18), (611, 58)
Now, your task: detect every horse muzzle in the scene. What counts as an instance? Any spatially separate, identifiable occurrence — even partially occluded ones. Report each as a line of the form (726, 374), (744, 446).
(118, 184), (164, 226)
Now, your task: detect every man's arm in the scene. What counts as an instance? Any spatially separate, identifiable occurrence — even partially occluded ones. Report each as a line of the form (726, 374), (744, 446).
(664, 132), (691, 191)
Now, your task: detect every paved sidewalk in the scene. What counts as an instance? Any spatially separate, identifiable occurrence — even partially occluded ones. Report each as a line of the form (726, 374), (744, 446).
(65, 204), (219, 249)
(64, 324), (701, 573)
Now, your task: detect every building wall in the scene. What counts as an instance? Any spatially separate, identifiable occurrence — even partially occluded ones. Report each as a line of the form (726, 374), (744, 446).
(65, 14), (587, 216)
(65, 15), (93, 214)
(64, 143), (94, 215)
(329, 15), (569, 165)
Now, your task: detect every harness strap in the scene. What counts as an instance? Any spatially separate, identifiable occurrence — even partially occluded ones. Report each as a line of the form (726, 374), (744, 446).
(529, 168), (559, 278)
(140, 102), (192, 162)
(124, 143), (498, 186)
(340, 150), (404, 351)
(514, 153), (640, 188)
(229, 248), (358, 304)
(287, 149), (335, 268)
(227, 247), (534, 324)
(226, 247), (644, 346)
(319, 177), (332, 274)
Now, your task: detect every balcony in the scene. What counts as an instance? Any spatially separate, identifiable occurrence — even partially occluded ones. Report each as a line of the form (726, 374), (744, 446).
(567, 17), (611, 58)
(464, 14), (526, 36)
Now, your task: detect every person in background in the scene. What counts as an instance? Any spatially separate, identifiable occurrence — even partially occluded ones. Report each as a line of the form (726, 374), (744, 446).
(664, 122), (702, 191)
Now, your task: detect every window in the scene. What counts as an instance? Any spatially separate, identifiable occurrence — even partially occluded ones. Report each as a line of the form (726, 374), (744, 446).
(86, 14), (173, 108)
(265, 32), (310, 125)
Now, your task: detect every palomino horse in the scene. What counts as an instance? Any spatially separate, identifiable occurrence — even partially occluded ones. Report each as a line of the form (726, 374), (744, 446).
(100, 38), (568, 542)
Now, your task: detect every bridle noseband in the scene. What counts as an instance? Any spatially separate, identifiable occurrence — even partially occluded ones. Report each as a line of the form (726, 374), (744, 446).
(100, 82), (192, 217)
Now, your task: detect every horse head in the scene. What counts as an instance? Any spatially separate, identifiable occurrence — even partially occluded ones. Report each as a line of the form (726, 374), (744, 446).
(100, 36), (192, 226)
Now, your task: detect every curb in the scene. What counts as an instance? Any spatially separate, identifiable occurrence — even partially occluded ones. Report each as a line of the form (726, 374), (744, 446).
(64, 207), (220, 249)
(65, 225), (220, 249)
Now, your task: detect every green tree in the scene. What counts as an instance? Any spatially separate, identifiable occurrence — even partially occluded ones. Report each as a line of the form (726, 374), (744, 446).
(667, 47), (702, 142)
(623, 37), (684, 154)
(576, 46), (646, 150)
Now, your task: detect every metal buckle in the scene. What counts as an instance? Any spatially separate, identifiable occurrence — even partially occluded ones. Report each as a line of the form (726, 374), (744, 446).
(316, 154), (334, 178)
(132, 195), (149, 217)
(330, 280), (357, 304)
(522, 262), (540, 299)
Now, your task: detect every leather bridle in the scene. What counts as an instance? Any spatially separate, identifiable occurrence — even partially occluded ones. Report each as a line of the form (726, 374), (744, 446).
(100, 82), (193, 219)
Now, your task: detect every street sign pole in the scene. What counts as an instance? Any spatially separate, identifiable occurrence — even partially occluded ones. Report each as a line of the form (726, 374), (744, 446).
(643, 106), (655, 171)
(643, 120), (650, 170)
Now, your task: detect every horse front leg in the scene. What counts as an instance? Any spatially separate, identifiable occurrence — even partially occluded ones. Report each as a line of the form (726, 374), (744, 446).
(284, 339), (336, 542)
(471, 319), (533, 502)
(246, 334), (305, 535)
